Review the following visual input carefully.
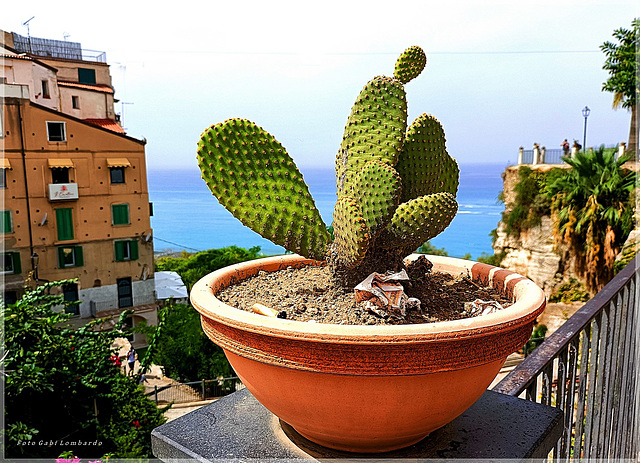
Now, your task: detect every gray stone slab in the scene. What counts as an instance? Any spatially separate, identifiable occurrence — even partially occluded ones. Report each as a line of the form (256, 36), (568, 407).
(152, 388), (563, 461)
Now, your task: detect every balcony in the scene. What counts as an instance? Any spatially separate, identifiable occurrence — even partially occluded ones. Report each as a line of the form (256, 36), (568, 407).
(48, 183), (78, 201)
(494, 253), (639, 459)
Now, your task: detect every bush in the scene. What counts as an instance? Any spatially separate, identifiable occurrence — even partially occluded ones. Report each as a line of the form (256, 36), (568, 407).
(3, 281), (165, 459)
(550, 278), (591, 303)
(152, 303), (234, 382)
(155, 246), (262, 290)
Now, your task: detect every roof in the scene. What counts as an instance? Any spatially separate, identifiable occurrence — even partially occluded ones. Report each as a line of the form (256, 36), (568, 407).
(58, 81), (114, 94)
(84, 119), (126, 134)
(154, 271), (189, 300)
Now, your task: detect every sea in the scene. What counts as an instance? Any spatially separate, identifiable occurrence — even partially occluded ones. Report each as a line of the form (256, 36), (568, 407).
(147, 163), (507, 260)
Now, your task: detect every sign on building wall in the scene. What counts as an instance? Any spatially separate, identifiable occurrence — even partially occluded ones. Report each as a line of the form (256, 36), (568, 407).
(48, 183), (79, 201)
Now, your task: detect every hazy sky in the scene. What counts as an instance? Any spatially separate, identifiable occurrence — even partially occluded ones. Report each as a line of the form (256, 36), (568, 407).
(3, 1), (637, 169)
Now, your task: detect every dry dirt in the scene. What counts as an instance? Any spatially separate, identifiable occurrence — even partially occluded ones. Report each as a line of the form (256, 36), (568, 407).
(218, 257), (512, 326)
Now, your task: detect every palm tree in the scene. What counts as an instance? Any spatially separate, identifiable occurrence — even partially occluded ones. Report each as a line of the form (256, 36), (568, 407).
(548, 147), (636, 292)
(601, 19), (639, 157)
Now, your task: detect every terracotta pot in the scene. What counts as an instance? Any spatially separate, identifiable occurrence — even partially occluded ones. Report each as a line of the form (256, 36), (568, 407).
(190, 254), (546, 453)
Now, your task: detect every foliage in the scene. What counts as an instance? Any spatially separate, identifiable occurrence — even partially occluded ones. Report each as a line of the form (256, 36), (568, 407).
(477, 251), (506, 267)
(547, 146), (636, 291)
(549, 278), (591, 303)
(151, 302), (234, 382)
(415, 240), (449, 256)
(524, 324), (548, 356)
(2, 281), (165, 459)
(197, 46), (460, 285)
(502, 166), (563, 237)
(613, 246), (639, 274)
(601, 18), (639, 110)
(155, 245), (261, 290)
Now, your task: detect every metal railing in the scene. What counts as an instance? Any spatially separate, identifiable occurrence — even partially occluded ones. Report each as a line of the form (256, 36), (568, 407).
(494, 254), (639, 460)
(520, 148), (566, 165)
(148, 376), (244, 405)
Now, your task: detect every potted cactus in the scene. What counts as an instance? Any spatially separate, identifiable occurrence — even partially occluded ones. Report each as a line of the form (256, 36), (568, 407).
(190, 46), (546, 453)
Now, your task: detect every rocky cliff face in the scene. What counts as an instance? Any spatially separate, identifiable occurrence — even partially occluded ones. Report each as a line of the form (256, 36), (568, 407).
(492, 166), (578, 296)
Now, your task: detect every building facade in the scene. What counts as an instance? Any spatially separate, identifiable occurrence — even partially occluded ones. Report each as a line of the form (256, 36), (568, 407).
(1, 31), (156, 340)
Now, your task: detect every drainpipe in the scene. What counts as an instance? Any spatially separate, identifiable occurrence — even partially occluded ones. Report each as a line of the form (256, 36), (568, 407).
(16, 100), (36, 274)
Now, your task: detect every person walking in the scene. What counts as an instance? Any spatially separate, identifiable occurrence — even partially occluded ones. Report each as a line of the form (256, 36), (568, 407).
(126, 346), (136, 376)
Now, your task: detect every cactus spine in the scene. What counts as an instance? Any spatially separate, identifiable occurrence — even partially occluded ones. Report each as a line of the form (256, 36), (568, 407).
(198, 46), (460, 285)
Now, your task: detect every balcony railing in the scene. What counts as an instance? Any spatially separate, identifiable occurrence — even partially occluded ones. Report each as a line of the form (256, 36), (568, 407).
(494, 254), (639, 460)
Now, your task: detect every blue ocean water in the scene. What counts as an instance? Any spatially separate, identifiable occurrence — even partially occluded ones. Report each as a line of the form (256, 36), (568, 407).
(148, 163), (506, 259)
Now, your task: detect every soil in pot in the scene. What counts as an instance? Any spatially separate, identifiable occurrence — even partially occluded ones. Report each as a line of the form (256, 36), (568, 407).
(217, 256), (513, 326)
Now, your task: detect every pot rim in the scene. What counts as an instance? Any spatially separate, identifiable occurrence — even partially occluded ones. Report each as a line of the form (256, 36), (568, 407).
(190, 254), (546, 343)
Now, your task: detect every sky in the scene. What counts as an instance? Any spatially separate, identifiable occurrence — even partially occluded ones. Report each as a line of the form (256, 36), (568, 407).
(3, 0), (637, 169)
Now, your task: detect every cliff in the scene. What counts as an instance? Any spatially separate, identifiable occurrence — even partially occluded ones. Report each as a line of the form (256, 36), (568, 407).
(493, 164), (638, 297)
(492, 165), (576, 296)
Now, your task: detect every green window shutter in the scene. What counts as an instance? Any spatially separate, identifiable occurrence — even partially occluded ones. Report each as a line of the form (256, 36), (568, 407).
(74, 246), (84, 267)
(12, 252), (21, 274)
(112, 204), (130, 225)
(56, 208), (74, 241)
(130, 240), (139, 260)
(57, 247), (66, 268)
(1, 210), (12, 233)
(115, 241), (125, 262)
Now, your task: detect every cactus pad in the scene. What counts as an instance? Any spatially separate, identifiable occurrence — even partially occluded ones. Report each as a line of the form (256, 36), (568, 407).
(330, 196), (370, 269)
(394, 46), (427, 84)
(197, 118), (331, 260)
(397, 114), (459, 203)
(347, 160), (401, 233)
(336, 76), (407, 193)
(385, 192), (458, 255)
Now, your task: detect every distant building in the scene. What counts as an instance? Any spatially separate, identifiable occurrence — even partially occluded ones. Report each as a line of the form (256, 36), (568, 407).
(1, 31), (156, 345)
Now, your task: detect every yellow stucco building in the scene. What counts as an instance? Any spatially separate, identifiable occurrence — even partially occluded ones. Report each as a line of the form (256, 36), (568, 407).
(1, 31), (156, 339)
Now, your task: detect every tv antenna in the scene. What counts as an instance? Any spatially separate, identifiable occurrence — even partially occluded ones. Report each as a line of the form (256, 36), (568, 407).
(22, 16), (35, 53)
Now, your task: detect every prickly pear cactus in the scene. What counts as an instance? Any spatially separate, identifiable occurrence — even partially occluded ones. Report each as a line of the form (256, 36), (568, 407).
(328, 46), (459, 281)
(197, 118), (331, 260)
(197, 46), (460, 285)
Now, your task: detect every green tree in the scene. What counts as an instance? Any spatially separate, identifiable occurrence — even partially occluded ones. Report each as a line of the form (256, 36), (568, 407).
(3, 281), (166, 459)
(152, 302), (234, 382)
(547, 147), (636, 292)
(601, 18), (639, 155)
(155, 245), (261, 290)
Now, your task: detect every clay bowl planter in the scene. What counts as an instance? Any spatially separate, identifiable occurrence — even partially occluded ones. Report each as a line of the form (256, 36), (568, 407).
(190, 254), (546, 453)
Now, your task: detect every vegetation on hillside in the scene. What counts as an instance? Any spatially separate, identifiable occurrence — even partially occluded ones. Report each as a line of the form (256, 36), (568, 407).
(547, 147), (636, 292)
(155, 246), (261, 290)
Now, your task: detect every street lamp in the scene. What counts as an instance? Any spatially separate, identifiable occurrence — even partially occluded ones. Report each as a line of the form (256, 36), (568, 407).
(582, 106), (591, 152)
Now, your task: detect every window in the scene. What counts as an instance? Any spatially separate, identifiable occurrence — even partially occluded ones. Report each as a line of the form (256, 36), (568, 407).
(62, 282), (80, 315)
(1, 210), (12, 233)
(57, 246), (83, 268)
(51, 167), (70, 184)
(110, 167), (125, 184)
(117, 277), (133, 308)
(78, 68), (96, 85)
(47, 122), (66, 142)
(72, 95), (80, 109)
(55, 208), (74, 241)
(114, 239), (138, 262)
(0, 169), (7, 189)
(42, 80), (50, 98)
(111, 203), (130, 225)
(1, 252), (21, 274)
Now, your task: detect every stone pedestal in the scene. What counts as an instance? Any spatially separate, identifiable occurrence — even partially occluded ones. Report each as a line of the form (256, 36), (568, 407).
(152, 388), (563, 461)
